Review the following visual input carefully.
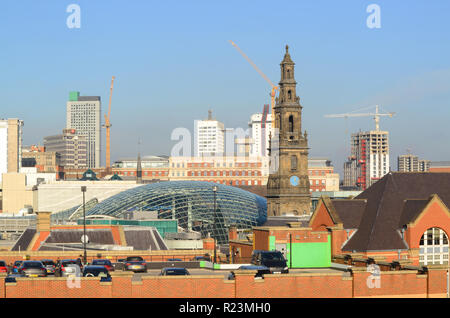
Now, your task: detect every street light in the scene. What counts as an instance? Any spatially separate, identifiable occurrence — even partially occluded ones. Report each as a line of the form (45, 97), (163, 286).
(212, 185), (218, 265)
(81, 186), (87, 265)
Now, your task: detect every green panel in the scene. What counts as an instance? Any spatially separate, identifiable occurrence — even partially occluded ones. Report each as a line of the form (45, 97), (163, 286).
(69, 91), (80, 101)
(290, 235), (331, 268)
(269, 236), (276, 251)
(80, 219), (178, 238)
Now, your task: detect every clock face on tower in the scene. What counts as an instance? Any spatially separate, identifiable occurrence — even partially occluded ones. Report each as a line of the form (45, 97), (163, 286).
(290, 176), (299, 187)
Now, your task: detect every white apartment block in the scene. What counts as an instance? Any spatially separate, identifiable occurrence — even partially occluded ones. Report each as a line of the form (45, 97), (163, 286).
(0, 118), (24, 183)
(194, 111), (224, 157)
(66, 92), (101, 168)
(249, 113), (273, 158)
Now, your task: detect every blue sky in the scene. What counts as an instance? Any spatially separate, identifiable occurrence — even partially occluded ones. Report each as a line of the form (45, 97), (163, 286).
(1, 0), (450, 174)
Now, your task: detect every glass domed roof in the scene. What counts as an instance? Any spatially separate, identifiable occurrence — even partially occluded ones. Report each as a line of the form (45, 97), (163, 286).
(82, 181), (267, 244)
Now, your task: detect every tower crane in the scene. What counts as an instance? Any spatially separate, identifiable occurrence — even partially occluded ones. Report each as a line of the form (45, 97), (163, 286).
(229, 40), (278, 127)
(324, 105), (395, 131)
(103, 76), (115, 172)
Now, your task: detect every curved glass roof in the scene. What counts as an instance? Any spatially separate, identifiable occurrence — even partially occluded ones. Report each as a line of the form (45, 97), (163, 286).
(84, 181), (267, 244)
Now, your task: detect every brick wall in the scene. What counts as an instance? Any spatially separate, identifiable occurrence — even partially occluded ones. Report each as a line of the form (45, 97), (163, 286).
(0, 268), (447, 298)
(351, 268), (428, 298)
(234, 271), (353, 298)
(132, 275), (235, 298)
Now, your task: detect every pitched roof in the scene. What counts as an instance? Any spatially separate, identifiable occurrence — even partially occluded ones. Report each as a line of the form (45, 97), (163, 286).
(331, 199), (366, 229)
(398, 198), (430, 228)
(341, 172), (450, 252)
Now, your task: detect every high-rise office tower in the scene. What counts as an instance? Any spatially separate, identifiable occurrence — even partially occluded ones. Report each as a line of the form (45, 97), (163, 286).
(66, 91), (101, 168)
(0, 118), (24, 183)
(266, 45), (311, 216)
(194, 110), (225, 157)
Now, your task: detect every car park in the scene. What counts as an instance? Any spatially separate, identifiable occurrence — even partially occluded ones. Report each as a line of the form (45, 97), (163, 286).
(0, 261), (8, 273)
(159, 267), (190, 276)
(41, 259), (56, 275)
(18, 261), (47, 277)
(123, 256), (147, 273)
(250, 250), (289, 274)
(91, 259), (114, 271)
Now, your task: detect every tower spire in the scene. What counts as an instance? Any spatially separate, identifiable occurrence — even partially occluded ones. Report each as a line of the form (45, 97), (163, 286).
(267, 45), (310, 217)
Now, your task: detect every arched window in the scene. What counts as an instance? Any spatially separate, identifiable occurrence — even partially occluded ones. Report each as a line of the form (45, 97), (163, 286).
(419, 228), (449, 265)
(288, 90), (292, 100)
(289, 115), (294, 132)
(287, 69), (291, 78)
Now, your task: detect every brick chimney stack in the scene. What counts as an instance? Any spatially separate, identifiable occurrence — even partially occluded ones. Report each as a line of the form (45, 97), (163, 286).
(36, 211), (52, 233)
(229, 226), (238, 241)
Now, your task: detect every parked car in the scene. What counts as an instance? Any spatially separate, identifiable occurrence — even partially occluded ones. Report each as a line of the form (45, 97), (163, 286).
(191, 256), (211, 262)
(5, 273), (26, 283)
(228, 265), (271, 280)
(166, 258), (183, 262)
(124, 256), (147, 273)
(41, 259), (56, 275)
(55, 259), (83, 277)
(82, 265), (111, 280)
(159, 267), (190, 276)
(91, 259), (114, 271)
(11, 261), (23, 273)
(0, 261), (8, 273)
(18, 261), (47, 277)
(250, 250), (289, 274)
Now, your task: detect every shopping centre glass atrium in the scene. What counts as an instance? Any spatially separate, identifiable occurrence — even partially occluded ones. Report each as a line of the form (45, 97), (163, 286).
(72, 181), (266, 244)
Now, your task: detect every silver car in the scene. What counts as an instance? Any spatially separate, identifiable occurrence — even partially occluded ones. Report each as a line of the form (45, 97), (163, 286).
(18, 261), (47, 277)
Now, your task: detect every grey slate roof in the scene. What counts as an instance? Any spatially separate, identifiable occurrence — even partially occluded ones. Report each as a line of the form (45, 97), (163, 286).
(123, 227), (168, 250)
(331, 199), (366, 229)
(11, 228), (36, 251)
(44, 229), (115, 245)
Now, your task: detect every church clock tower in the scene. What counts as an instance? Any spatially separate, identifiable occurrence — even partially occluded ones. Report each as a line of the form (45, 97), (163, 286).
(267, 45), (311, 216)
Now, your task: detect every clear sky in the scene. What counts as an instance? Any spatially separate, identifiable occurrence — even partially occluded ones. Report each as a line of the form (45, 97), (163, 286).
(1, 0), (450, 175)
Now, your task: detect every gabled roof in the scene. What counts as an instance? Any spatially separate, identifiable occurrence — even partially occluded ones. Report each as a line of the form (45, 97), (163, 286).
(331, 199), (366, 229)
(398, 198), (430, 228)
(342, 172), (450, 252)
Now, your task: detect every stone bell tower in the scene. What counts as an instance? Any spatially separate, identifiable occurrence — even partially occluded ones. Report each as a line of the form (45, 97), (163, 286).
(266, 45), (311, 216)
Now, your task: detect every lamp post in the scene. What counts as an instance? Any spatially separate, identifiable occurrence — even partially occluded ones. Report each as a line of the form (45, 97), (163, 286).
(81, 186), (87, 265)
(212, 185), (218, 265)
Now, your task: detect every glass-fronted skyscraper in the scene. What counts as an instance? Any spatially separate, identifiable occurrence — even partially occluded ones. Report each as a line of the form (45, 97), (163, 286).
(79, 181), (266, 244)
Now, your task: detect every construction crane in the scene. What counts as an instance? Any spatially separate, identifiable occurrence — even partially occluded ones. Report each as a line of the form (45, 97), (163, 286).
(324, 105), (395, 131)
(229, 40), (279, 127)
(103, 76), (115, 172)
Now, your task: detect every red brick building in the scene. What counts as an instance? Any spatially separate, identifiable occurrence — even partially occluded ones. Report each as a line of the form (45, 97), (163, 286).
(310, 172), (450, 266)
